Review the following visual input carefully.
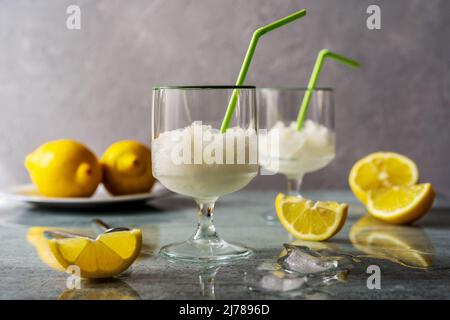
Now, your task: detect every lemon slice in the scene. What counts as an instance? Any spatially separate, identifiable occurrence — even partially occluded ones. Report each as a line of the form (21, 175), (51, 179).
(48, 229), (142, 278)
(367, 183), (435, 224)
(349, 152), (418, 204)
(275, 193), (348, 241)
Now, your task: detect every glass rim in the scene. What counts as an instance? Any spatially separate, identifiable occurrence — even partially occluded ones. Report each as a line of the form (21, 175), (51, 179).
(153, 85), (256, 90)
(257, 87), (333, 92)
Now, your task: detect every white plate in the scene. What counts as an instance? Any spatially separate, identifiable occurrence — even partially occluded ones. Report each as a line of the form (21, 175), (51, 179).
(0, 182), (172, 208)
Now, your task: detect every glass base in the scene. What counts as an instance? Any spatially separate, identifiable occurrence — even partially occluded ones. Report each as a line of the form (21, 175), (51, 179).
(160, 238), (252, 262)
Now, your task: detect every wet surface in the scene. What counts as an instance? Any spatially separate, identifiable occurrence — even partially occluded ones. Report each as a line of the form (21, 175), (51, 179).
(0, 190), (449, 299)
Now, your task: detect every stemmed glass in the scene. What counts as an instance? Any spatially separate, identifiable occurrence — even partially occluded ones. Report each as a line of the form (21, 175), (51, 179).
(258, 88), (335, 219)
(152, 86), (258, 261)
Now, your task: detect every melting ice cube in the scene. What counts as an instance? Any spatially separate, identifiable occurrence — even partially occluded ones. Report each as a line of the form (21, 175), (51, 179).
(260, 271), (308, 292)
(278, 244), (339, 274)
(247, 246), (355, 296)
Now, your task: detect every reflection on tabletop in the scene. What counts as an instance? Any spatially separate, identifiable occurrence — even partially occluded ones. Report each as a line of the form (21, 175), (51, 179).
(59, 278), (141, 300)
(349, 214), (434, 269)
(246, 242), (353, 298)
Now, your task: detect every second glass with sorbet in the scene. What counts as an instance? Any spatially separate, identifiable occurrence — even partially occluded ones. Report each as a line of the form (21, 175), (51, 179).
(258, 88), (335, 195)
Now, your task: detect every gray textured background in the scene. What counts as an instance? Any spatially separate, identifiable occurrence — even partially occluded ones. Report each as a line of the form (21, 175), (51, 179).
(0, 0), (449, 196)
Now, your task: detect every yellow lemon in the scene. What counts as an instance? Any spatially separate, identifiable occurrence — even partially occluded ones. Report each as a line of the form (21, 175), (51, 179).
(275, 193), (348, 241)
(101, 141), (154, 195)
(367, 183), (435, 224)
(25, 140), (102, 197)
(350, 214), (434, 268)
(48, 229), (142, 279)
(349, 152), (418, 204)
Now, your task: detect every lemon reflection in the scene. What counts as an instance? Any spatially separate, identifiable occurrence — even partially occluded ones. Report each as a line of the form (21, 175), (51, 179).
(27, 226), (80, 272)
(350, 214), (434, 269)
(59, 279), (140, 300)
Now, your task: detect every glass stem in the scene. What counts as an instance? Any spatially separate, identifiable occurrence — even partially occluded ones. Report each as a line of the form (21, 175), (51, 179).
(192, 201), (221, 244)
(287, 176), (303, 197)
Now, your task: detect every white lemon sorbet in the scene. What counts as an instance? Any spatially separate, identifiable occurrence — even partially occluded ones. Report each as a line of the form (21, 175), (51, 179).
(259, 120), (335, 178)
(153, 122), (258, 202)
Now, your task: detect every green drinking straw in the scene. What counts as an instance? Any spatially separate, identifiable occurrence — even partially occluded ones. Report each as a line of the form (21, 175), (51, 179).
(220, 9), (307, 133)
(295, 49), (360, 130)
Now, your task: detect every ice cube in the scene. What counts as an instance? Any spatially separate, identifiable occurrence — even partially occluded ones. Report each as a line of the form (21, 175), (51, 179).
(256, 262), (279, 271)
(278, 244), (339, 274)
(260, 271), (308, 292)
(307, 270), (349, 288)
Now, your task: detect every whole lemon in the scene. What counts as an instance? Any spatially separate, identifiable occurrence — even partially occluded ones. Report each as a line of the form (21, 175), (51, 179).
(25, 140), (102, 197)
(101, 140), (154, 195)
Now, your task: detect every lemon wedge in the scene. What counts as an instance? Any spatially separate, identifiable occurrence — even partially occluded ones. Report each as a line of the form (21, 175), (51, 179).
(367, 183), (435, 224)
(349, 152), (418, 204)
(275, 193), (348, 241)
(48, 229), (142, 279)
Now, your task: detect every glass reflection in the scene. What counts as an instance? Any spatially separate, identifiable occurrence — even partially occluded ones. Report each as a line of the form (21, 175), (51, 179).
(198, 266), (220, 299)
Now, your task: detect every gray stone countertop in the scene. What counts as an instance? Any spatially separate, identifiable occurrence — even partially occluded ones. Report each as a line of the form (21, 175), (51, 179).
(0, 189), (449, 300)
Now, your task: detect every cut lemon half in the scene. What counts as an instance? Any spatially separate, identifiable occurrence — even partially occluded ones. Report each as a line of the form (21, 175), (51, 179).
(349, 152), (418, 204)
(367, 183), (435, 224)
(48, 229), (142, 279)
(275, 193), (349, 241)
